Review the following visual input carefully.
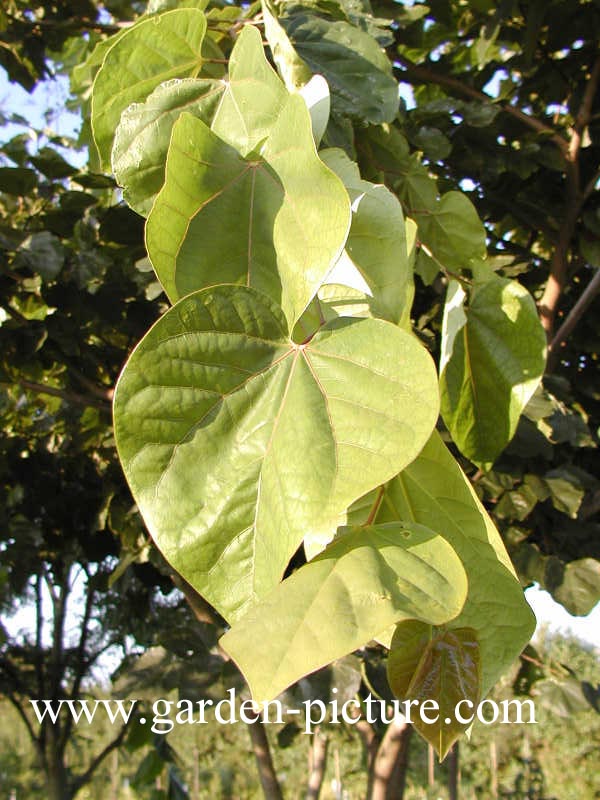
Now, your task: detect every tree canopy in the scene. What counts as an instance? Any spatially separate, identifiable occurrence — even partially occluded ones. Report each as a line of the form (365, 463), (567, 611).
(1, 0), (599, 797)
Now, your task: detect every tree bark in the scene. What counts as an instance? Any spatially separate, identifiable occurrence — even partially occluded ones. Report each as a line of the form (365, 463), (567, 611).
(427, 744), (435, 787)
(447, 742), (460, 800)
(46, 747), (71, 800)
(355, 717), (379, 798)
(368, 719), (412, 800)
(246, 713), (284, 800)
(538, 55), (600, 337)
(306, 727), (329, 800)
(388, 724), (412, 799)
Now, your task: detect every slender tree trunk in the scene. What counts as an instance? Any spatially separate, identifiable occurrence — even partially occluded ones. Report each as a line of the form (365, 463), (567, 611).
(368, 719), (412, 800)
(246, 714), (283, 800)
(427, 744), (435, 787)
(46, 760), (71, 800)
(447, 742), (460, 800)
(44, 724), (72, 800)
(355, 718), (379, 798)
(306, 727), (329, 800)
(389, 724), (412, 798)
(490, 739), (498, 798)
(110, 749), (119, 800)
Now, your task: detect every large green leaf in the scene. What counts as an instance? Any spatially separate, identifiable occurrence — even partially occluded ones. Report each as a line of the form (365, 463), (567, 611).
(113, 285), (439, 622)
(361, 126), (438, 211)
(211, 25), (288, 156)
(416, 191), (486, 273)
(281, 13), (398, 124)
(221, 522), (467, 701)
(261, 0), (312, 90)
(375, 431), (535, 696)
(112, 79), (224, 216)
(549, 558), (600, 616)
(91, 9), (208, 169)
(146, 97), (350, 327)
(388, 625), (481, 760)
(112, 25), (286, 217)
(322, 148), (414, 326)
(440, 277), (547, 469)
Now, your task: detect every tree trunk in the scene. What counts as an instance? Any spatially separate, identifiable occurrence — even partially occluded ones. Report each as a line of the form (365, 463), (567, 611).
(447, 742), (460, 800)
(44, 726), (72, 800)
(427, 744), (435, 787)
(246, 714), (284, 800)
(110, 749), (119, 800)
(490, 739), (498, 798)
(368, 719), (412, 800)
(46, 761), (71, 800)
(388, 724), (412, 799)
(306, 727), (328, 800)
(355, 718), (379, 798)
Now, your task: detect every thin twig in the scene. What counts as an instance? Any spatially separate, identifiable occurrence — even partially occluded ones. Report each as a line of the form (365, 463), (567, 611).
(395, 55), (568, 153)
(1, 378), (110, 410)
(548, 267), (600, 369)
(71, 721), (132, 795)
(366, 486), (386, 525)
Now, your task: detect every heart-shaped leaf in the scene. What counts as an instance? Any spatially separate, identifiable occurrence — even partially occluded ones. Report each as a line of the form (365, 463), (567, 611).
(261, 0), (312, 90)
(322, 148), (415, 327)
(112, 25), (288, 217)
(415, 191), (486, 273)
(440, 277), (547, 469)
(146, 96), (351, 327)
(92, 9), (208, 169)
(113, 285), (439, 622)
(211, 25), (288, 156)
(281, 13), (399, 124)
(385, 619), (432, 698)
(388, 624), (481, 760)
(112, 78), (224, 216)
(221, 522), (468, 701)
(374, 431), (536, 696)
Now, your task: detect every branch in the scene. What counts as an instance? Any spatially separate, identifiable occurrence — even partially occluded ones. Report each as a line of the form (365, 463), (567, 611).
(48, 569), (69, 706)
(0, 302), (29, 324)
(6, 693), (45, 764)
(539, 55), (600, 336)
(583, 166), (600, 201)
(35, 574), (46, 699)
(4, 12), (129, 35)
(246, 710), (284, 800)
(65, 366), (114, 403)
(570, 56), (600, 157)
(70, 721), (131, 795)
(61, 569), (95, 750)
(395, 55), (568, 153)
(548, 267), (600, 369)
(0, 378), (110, 410)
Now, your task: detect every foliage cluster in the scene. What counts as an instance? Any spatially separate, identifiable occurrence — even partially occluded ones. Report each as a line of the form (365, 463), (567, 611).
(1, 0), (599, 798)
